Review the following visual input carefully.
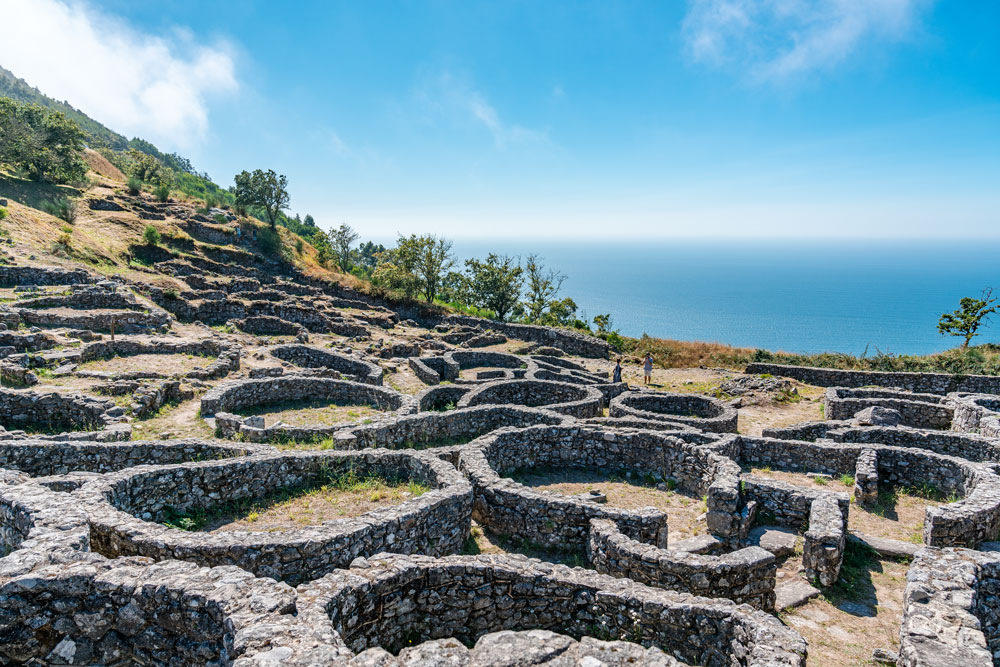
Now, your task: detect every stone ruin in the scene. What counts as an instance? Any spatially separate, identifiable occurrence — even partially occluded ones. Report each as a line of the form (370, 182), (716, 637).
(4, 261), (1000, 664)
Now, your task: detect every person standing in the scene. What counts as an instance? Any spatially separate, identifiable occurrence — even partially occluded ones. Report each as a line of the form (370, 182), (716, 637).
(642, 353), (653, 385)
(612, 358), (623, 383)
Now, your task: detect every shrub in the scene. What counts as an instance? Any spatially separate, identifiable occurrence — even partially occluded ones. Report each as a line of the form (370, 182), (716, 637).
(295, 238), (305, 254)
(163, 287), (180, 299)
(54, 232), (72, 249)
(153, 184), (170, 202)
(42, 197), (77, 224)
(0, 207), (7, 220)
(257, 226), (283, 257)
(127, 177), (142, 195)
(204, 193), (219, 209)
(60, 224), (73, 234)
(143, 224), (161, 246)
(213, 213), (227, 225)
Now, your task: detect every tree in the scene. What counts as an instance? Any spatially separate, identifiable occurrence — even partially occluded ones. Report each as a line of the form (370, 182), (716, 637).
(413, 235), (454, 303)
(311, 232), (334, 267)
(372, 242), (421, 299)
(233, 168), (289, 228)
(593, 313), (612, 333)
(303, 214), (316, 228)
(465, 254), (524, 320)
(0, 98), (86, 183)
(938, 288), (999, 348)
(523, 254), (566, 323)
(329, 223), (360, 271)
(354, 241), (385, 273)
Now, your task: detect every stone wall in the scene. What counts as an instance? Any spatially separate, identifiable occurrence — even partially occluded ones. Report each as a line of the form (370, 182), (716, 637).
(457, 378), (604, 418)
(824, 387), (953, 429)
(801, 495), (847, 586)
(0, 438), (261, 476)
(440, 315), (610, 358)
(77, 449), (472, 585)
(587, 518), (777, 609)
(0, 265), (93, 287)
(459, 424), (743, 549)
(201, 375), (414, 419)
(0, 387), (124, 433)
(74, 337), (241, 381)
(268, 344), (382, 385)
(296, 553), (806, 666)
(950, 392), (1000, 438)
(745, 362), (1000, 395)
(898, 547), (997, 666)
(610, 391), (739, 433)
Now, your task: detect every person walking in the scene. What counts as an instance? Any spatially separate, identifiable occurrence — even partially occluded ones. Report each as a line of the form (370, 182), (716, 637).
(642, 353), (653, 385)
(612, 358), (623, 383)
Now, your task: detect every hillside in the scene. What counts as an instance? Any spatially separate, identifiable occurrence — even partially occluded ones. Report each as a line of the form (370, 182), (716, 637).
(0, 64), (127, 150)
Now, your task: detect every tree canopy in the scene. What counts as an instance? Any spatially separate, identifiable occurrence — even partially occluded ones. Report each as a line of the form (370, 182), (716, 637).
(233, 169), (289, 227)
(0, 98), (86, 183)
(938, 288), (998, 348)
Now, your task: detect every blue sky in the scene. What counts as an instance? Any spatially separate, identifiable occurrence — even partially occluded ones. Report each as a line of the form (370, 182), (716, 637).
(2, 0), (998, 239)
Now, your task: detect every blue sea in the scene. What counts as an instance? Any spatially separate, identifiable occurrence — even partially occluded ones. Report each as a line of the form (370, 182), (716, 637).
(446, 239), (1000, 356)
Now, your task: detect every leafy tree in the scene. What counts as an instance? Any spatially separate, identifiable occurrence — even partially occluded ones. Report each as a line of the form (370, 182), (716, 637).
(372, 243), (421, 299)
(0, 98), (86, 183)
(523, 254), (566, 323)
(593, 313), (612, 333)
(311, 232), (334, 267)
(438, 270), (470, 305)
(938, 288), (999, 348)
(464, 253), (524, 320)
(233, 168), (289, 228)
(412, 234), (454, 303)
(303, 214), (316, 228)
(354, 241), (385, 273)
(329, 223), (359, 271)
(125, 148), (164, 183)
(541, 297), (579, 327)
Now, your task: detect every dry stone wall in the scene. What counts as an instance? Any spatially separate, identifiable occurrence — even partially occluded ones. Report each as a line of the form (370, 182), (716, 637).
(587, 518), (777, 609)
(76, 449), (472, 585)
(746, 361), (1000, 395)
(297, 553), (806, 666)
(824, 387), (953, 429)
(610, 392), (738, 433)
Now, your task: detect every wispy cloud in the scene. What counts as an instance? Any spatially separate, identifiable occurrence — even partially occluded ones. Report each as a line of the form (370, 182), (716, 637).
(682, 0), (931, 83)
(417, 71), (547, 148)
(0, 0), (237, 148)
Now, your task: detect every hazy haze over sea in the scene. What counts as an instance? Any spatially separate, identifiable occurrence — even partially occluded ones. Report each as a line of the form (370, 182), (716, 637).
(440, 238), (1000, 356)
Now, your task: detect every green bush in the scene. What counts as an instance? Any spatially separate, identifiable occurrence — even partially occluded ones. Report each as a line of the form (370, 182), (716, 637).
(257, 226), (283, 257)
(143, 225), (161, 246)
(127, 177), (142, 195)
(295, 238), (305, 254)
(153, 184), (170, 202)
(212, 213), (227, 225)
(0, 207), (7, 220)
(42, 197), (77, 224)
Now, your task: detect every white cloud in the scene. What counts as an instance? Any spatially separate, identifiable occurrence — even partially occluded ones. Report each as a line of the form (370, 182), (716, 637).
(682, 0), (931, 82)
(418, 72), (546, 148)
(0, 0), (237, 148)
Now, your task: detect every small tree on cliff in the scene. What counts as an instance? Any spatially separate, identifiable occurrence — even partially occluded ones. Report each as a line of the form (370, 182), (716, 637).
(938, 288), (999, 348)
(233, 169), (289, 228)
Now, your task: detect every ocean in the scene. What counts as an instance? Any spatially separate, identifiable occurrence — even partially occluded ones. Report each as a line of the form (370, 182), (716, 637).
(446, 238), (1000, 356)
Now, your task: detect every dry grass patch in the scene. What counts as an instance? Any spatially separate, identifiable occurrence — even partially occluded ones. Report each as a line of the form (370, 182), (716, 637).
(848, 487), (948, 543)
(782, 541), (908, 667)
(161, 470), (429, 532)
(235, 398), (384, 427)
(509, 467), (708, 542)
(746, 467), (855, 493)
(79, 353), (211, 375)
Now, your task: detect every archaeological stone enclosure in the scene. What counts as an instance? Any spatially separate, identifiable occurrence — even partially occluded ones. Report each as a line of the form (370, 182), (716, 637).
(5, 260), (1000, 666)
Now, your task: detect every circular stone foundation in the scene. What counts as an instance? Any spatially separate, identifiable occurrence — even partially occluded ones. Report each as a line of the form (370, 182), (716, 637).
(201, 376), (417, 441)
(457, 379), (603, 418)
(76, 449), (472, 584)
(458, 424), (743, 549)
(0, 438), (263, 478)
(72, 337), (240, 381)
(268, 344), (383, 385)
(609, 391), (738, 433)
(0, 387), (131, 440)
(295, 553), (806, 666)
